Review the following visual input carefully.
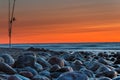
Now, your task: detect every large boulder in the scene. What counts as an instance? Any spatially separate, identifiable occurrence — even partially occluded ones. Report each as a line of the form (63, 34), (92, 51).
(13, 55), (36, 68)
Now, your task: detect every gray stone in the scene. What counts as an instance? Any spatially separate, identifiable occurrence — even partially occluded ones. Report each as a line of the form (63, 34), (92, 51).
(56, 72), (89, 80)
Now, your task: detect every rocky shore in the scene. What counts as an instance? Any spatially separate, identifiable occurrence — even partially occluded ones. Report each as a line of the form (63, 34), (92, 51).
(0, 47), (120, 80)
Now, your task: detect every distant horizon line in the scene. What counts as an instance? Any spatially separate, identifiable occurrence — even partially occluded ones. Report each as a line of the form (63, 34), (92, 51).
(1, 42), (120, 45)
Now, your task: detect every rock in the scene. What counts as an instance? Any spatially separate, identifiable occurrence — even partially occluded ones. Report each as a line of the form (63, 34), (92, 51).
(32, 75), (50, 80)
(98, 77), (112, 80)
(0, 57), (4, 63)
(50, 65), (72, 78)
(114, 52), (120, 59)
(72, 52), (85, 61)
(13, 55), (36, 68)
(49, 51), (62, 56)
(37, 52), (51, 58)
(0, 74), (9, 80)
(0, 62), (16, 74)
(106, 65), (115, 71)
(115, 68), (120, 74)
(8, 75), (22, 80)
(15, 74), (30, 80)
(110, 57), (116, 61)
(98, 52), (108, 58)
(73, 60), (83, 65)
(114, 59), (120, 64)
(56, 72), (89, 80)
(103, 71), (118, 78)
(37, 57), (51, 69)
(90, 62), (101, 72)
(22, 55), (36, 67)
(94, 56), (99, 59)
(24, 67), (38, 76)
(23, 52), (36, 57)
(19, 71), (33, 79)
(27, 47), (41, 52)
(72, 60), (83, 71)
(95, 65), (111, 74)
(56, 66), (73, 72)
(98, 58), (109, 65)
(48, 56), (64, 67)
(96, 71), (118, 79)
(39, 70), (51, 79)
(63, 59), (71, 66)
(50, 72), (62, 78)
(63, 54), (76, 61)
(0, 54), (15, 66)
(80, 68), (94, 78)
(34, 62), (43, 72)
(8, 74), (30, 80)
(84, 61), (101, 72)
(113, 76), (120, 80)
(49, 64), (61, 72)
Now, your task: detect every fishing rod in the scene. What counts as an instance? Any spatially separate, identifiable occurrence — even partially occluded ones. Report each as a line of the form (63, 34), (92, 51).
(8, 0), (16, 48)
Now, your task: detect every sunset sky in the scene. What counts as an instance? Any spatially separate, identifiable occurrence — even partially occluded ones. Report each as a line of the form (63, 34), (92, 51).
(0, 0), (120, 43)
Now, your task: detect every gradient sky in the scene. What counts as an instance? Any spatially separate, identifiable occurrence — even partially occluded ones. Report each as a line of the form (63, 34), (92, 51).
(0, 0), (120, 43)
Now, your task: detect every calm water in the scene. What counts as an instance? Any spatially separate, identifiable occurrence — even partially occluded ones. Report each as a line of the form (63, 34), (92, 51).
(0, 42), (120, 51)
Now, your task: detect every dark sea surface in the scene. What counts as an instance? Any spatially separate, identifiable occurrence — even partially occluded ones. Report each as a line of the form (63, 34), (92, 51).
(0, 42), (120, 51)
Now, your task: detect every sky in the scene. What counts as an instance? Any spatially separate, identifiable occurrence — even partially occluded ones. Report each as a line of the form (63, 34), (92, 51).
(0, 0), (120, 43)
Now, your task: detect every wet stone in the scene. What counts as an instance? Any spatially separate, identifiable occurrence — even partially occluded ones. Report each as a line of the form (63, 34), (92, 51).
(56, 72), (89, 80)
(19, 71), (33, 79)
(0, 54), (15, 66)
(32, 75), (50, 80)
(48, 56), (64, 67)
(13, 55), (36, 68)
(98, 77), (112, 80)
(0, 62), (17, 74)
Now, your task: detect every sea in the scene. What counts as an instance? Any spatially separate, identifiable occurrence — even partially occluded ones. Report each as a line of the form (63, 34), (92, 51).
(0, 42), (120, 52)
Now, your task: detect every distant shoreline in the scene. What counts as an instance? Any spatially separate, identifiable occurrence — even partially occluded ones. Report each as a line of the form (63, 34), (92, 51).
(0, 42), (120, 51)
(1, 42), (120, 45)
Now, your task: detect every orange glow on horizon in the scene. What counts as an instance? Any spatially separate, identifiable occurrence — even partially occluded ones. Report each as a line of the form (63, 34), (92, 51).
(0, 0), (120, 43)
(0, 22), (120, 44)
(1, 30), (119, 44)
